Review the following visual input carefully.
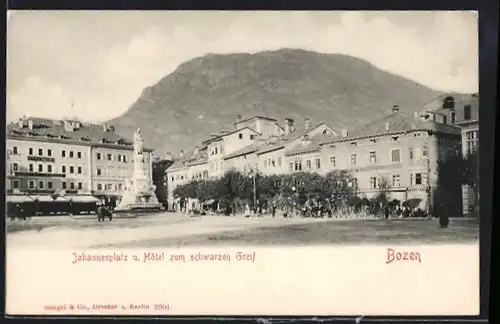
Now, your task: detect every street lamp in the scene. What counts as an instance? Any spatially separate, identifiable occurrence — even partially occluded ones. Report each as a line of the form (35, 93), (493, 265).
(248, 171), (257, 213)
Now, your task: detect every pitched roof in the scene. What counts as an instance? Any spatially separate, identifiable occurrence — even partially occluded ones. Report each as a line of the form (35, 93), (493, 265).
(223, 142), (264, 160)
(256, 141), (285, 155)
(236, 115), (278, 125)
(321, 111), (461, 145)
(285, 132), (333, 156)
(202, 126), (259, 145)
(281, 122), (328, 142)
(168, 160), (188, 171)
(6, 117), (153, 151)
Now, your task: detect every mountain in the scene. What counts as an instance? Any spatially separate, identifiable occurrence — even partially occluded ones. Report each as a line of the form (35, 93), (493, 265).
(108, 48), (442, 157)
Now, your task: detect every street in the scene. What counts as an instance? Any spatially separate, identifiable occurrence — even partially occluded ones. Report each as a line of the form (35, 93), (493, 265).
(6, 212), (479, 248)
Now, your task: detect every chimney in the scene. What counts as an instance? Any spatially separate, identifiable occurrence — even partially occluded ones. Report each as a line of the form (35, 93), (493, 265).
(284, 118), (291, 135)
(341, 129), (348, 137)
(179, 150), (184, 158)
(165, 152), (174, 161)
(385, 122), (390, 131)
(236, 114), (242, 124)
(27, 119), (34, 130)
(18, 119), (24, 128)
(102, 123), (108, 132)
(392, 105), (399, 113)
(194, 146), (200, 156)
(413, 112), (420, 119)
(304, 117), (311, 130)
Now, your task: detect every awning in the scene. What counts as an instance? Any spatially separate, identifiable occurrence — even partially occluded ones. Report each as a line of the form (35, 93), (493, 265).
(67, 195), (100, 203)
(6, 195), (34, 203)
(32, 195), (58, 202)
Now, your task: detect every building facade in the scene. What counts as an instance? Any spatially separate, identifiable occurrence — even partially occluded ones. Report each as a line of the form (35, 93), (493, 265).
(166, 109), (462, 212)
(6, 118), (154, 202)
(421, 93), (479, 216)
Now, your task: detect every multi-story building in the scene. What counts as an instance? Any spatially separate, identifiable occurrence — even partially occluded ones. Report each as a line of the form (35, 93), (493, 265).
(166, 107), (462, 212)
(6, 117), (154, 203)
(421, 93), (479, 216)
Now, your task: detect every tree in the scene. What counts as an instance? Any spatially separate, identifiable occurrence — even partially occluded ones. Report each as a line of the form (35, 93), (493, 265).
(436, 147), (479, 219)
(462, 148), (479, 217)
(152, 159), (174, 206)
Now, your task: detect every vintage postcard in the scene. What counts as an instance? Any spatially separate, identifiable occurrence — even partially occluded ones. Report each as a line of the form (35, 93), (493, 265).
(6, 10), (481, 316)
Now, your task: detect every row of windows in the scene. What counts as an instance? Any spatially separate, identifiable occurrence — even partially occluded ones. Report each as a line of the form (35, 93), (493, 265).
(191, 171), (209, 180)
(11, 179), (84, 191)
(282, 149), (409, 172)
(14, 181), (126, 191)
(263, 157), (282, 168)
(288, 158), (321, 172)
(96, 152), (129, 162)
(11, 147), (137, 162)
(367, 173), (425, 189)
(11, 146), (85, 159)
(238, 133), (255, 140)
(33, 164), (82, 174)
(96, 167), (133, 177)
(12, 163), (85, 175)
(96, 183), (124, 191)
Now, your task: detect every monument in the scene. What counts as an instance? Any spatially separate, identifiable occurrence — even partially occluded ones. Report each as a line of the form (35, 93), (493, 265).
(115, 128), (162, 212)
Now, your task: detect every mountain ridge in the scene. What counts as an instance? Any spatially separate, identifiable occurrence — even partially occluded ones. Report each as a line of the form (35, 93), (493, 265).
(108, 48), (444, 157)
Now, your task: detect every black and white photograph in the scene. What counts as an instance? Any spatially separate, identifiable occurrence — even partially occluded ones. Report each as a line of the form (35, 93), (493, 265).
(5, 10), (482, 316)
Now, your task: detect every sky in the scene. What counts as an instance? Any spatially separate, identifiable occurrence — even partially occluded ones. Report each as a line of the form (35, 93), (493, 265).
(6, 11), (478, 123)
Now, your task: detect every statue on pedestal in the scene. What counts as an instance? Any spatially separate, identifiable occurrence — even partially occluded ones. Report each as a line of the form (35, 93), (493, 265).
(115, 128), (162, 212)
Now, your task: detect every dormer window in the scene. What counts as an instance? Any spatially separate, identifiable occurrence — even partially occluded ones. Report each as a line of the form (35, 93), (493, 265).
(370, 138), (378, 143)
(391, 136), (400, 142)
(350, 142), (357, 146)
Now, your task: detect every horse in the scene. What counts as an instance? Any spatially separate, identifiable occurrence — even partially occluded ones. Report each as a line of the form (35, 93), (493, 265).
(97, 206), (113, 222)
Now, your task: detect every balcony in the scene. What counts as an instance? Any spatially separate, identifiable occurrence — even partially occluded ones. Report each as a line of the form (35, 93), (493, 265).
(14, 171), (66, 178)
(6, 188), (57, 194)
(28, 156), (56, 163)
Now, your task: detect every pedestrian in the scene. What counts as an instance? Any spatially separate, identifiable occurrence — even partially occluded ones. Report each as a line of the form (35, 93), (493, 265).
(271, 203), (277, 218)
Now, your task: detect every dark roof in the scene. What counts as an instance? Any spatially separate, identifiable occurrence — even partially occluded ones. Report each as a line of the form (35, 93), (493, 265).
(6, 117), (153, 151)
(321, 111), (461, 145)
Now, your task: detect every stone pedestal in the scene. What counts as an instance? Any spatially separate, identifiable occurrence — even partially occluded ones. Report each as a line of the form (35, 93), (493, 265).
(115, 128), (162, 212)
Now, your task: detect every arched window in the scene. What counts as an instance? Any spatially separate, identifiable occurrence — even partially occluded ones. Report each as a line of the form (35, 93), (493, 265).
(442, 96), (455, 110)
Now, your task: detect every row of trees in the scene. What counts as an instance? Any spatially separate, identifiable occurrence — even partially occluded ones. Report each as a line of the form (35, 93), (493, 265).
(173, 170), (402, 217)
